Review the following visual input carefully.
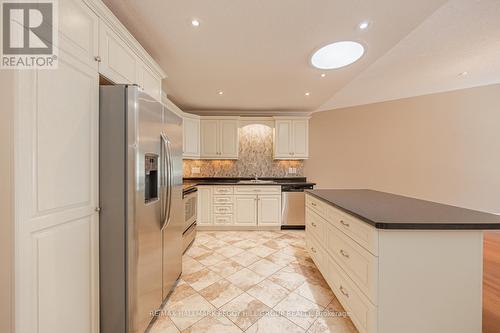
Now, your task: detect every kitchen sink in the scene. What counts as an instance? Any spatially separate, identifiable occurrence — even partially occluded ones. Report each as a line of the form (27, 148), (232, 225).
(237, 180), (277, 184)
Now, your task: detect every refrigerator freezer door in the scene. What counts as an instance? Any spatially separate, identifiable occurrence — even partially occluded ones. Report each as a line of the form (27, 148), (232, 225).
(161, 104), (183, 299)
(128, 87), (164, 333)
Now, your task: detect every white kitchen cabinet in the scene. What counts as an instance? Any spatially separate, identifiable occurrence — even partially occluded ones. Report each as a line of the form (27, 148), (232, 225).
(183, 116), (201, 159)
(197, 186), (213, 225)
(258, 195), (282, 225)
(273, 117), (309, 159)
(234, 195), (258, 225)
(136, 60), (162, 102)
(200, 118), (239, 159)
(98, 20), (137, 84)
(219, 120), (239, 157)
(200, 119), (219, 158)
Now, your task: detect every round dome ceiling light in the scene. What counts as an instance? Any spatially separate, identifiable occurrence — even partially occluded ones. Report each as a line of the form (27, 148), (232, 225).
(311, 41), (365, 70)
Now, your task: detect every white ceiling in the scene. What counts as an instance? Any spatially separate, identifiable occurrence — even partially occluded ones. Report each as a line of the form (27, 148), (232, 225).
(102, 0), (499, 114)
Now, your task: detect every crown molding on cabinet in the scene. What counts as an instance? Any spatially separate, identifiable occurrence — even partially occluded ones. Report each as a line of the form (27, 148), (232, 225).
(83, 0), (166, 79)
(186, 109), (312, 117)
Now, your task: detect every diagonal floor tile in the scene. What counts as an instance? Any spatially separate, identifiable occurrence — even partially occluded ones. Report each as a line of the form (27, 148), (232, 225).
(226, 268), (265, 291)
(268, 268), (308, 291)
(246, 279), (290, 308)
(246, 314), (305, 333)
(193, 252), (226, 266)
(247, 258), (282, 277)
(215, 245), (245, 258)
(182, 257), (205, 275)
(208, 258), (244, 278)
(295, 280), (334, 307)
(149, 315), (179, 333)
(230, 251), (261, 267)
(248, 245), (277, 258)
(183, 315), (242, 333)
(220, 293), (271, 331)
(164, 293), (215, 331)
(199, 279), (244, 308)
(307, 297), (358, 333)
(274, 292), (323, 330)
(182, 268), (222, 291)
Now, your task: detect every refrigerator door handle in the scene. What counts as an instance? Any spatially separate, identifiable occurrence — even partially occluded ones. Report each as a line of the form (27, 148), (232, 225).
(160, 133), (171, 230)
(165, 138), (173, 228)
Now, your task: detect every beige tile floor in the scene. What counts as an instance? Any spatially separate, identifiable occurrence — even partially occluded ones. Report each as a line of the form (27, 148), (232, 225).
(150, 230), (358, 333)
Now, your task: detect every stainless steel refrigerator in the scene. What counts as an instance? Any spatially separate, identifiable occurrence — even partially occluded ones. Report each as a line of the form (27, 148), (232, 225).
(99, 85), (183, 333)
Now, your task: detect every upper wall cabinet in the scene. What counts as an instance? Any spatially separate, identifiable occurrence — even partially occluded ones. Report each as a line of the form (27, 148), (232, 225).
(183, 115), (201, 159)
(273, 117), (310, 159)
(200, 118), (239, 159)
(85, 0), (165, 102)
(98, 20), (137, 84)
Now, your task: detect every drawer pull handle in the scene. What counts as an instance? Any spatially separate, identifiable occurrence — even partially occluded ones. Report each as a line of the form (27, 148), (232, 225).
(311, 247), (316, 253)
(340, 286), (349, 298)
(311, 202), (317, 207)
(340, 220), (350, 227)
(340, 249), (350, 258)
(311, 222), (317, 227)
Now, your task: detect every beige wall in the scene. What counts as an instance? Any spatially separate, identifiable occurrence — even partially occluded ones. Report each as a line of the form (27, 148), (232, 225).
(305, 84), (500, 213)
(0, 71), (15, 333)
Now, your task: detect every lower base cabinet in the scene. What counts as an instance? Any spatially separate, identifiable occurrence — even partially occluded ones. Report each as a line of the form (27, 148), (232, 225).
(197, 186), (281, 229)
(305, 193), (483, 333)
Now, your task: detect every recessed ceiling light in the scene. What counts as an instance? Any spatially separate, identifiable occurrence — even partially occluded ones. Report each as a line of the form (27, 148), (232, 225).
(459, 71), (468, 77)
(191, 19), (200, 27)
(359, 21), (370, 30)
(311, 41), (365, 69)
(218, 91), (224, 95)
(321, 73), (326, 78)
(305, 92), (311, 96)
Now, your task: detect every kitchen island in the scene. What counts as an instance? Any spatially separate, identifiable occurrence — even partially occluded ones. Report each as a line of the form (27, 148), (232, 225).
(305, 189), (500, 333)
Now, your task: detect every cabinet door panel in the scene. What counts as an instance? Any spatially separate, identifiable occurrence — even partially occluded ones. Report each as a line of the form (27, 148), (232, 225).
(234, 195), (257, 225)
(258, 195), (281, 225)
(274, 120), (292, 158)
(136, 61), (161, 102)
(16, 49), (99, 333)
(200, 120), (219, 158)
(98, 20), (137, 83)
(219, 120), (238, 158)
(183, 118), (200, 158)
(197, 187), (213, 225)
(292, 120), (308, 158)
(59, 0), (98, 70)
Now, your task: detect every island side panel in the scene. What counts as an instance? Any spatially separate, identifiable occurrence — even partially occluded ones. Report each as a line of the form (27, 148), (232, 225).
(377, 229), (483, 333)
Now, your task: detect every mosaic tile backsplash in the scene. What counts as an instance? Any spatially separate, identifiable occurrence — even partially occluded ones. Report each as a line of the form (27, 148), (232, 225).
(183, 124), (304, 177)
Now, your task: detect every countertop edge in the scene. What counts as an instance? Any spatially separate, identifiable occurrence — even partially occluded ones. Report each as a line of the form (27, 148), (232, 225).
(305, 190), (500, 230)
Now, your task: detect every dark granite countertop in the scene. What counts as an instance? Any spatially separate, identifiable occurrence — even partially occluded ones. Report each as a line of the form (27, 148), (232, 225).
(306, 189), (500, 230)
(183, 177), (316, 187)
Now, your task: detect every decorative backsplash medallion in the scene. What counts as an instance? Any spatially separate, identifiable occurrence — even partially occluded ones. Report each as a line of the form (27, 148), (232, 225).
(183, 124), (304, 177)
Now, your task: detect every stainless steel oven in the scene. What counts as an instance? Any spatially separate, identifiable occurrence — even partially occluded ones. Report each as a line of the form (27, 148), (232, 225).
(182, 187), (197, 252)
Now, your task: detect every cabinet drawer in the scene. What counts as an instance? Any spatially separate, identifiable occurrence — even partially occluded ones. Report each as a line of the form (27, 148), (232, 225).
(305, 208), (326, 244)
(214, 205), (233, 214)
(306, 233), (324, 270)
(213, 196), (233, 205)
(214, 214), (233, 225)
(234, 186), (281, 195)
(327, 205), (378, 255)
(325, 254), (377, 333)
(326, 223), (378, 304)
(213, 186), (234, 195)
(306, 194), (327, 217)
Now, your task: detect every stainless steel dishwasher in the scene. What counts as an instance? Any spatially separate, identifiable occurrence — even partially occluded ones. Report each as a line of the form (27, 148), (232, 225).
(281, 184), (314, 227)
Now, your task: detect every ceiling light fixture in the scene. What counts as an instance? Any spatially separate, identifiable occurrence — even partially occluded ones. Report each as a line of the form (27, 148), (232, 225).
(321, 73), (326, 78)
(459, 71), (468, 77)
(311, 41), (365, 70)
(359, 21), (370, 30)
(218, 91), (224, 95)
(191, 19), (200, 27)
(305, 92), (310, 96)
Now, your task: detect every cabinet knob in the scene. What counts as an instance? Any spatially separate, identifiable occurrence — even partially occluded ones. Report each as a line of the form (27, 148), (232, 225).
(340, 249), (350, 258)
(340, 220), (350, 227)
(94, 56), (101, 62)
(340, 286), (349, 298)
(95, 207), (101, 212)
(311, 247), (316, 253)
